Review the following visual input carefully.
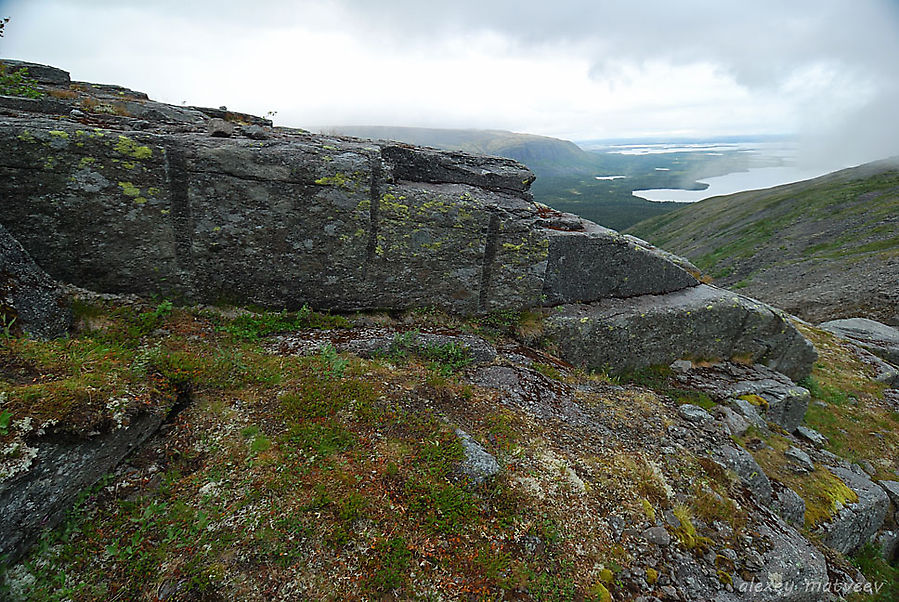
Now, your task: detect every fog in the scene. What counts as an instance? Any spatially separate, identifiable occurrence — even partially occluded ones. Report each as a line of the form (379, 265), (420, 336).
(2, 0), (897, 169)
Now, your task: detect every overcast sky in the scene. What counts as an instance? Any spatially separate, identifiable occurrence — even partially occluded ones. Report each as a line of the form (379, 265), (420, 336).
(2, 0), (898, 166)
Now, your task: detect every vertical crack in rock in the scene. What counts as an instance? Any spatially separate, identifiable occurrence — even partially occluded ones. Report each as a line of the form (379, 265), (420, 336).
(364, 152), (382, 276)
(164, 147), (193, 271)
(478, 213), (500, 312)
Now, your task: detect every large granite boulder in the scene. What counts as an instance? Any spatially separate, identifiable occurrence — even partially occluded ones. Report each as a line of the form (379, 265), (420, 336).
(544, 285), (817, 381)
(0, 115), (697, 315)
(0, 223), (71, 339)
(819, 317), (899, 365)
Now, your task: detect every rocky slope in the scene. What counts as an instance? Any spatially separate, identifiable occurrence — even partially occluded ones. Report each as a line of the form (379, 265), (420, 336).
(627, 160), (899, 327)
(0, 61), (897, 601)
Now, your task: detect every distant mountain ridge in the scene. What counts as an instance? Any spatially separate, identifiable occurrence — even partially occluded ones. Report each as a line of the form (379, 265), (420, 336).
(628, 158), (899, 326)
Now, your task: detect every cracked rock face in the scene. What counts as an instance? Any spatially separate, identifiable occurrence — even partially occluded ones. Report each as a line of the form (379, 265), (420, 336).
(0, 114), (696, 316)
(0, 224), (71, 339)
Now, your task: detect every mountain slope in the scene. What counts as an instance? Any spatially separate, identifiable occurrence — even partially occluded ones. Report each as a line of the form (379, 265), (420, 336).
(628, 158), (899, 325)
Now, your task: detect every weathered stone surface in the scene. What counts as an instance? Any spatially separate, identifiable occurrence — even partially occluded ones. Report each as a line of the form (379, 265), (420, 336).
(728, 398), (767, 430)
(712, 445), (773, 505)
(207, 117), (234, 137)
(0, 118), (518, 313)
(545, 286), (817, 382)
(641, 526), (670, 546)
(0, 223), (71, 339)
(820, 317), (899, 365)
(879, 480), (899, 507)
(674, 362), (811, 432)
(455, 429), (500, 486)
(243, 124), (270, 140)
(716, 405), (750, 436)
(541, 218), (698, 305)
(796, 426), (828, 448)
(784, 446), (814, 473)
(0, 411), (164, 565)
(751, 517), (829, 602)
(774, 485), (806, 526)
(816, 466), (889, 554)
(678, 403), (712, 423)
(1, 59), (70, 84)
(269, 328), (498, 366)
(877, 530), (899, 562)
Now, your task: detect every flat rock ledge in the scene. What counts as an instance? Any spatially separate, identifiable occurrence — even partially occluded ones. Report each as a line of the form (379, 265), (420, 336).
(544, 284), (817, 381)
(0, 411), (166, 565)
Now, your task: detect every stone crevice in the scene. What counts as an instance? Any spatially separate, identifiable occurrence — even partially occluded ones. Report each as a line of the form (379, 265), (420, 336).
(478, 212), (501, 313)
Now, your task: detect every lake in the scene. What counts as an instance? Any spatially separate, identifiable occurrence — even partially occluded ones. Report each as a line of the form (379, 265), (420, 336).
(633, 164), (834, 203)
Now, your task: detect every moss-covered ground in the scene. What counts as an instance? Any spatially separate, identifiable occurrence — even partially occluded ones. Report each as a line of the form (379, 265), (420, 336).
(1, 299), (896, 600)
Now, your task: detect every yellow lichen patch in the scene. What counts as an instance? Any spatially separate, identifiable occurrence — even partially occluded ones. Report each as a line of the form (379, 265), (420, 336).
(17, 130), (36, 143)
(315, 173), (349, 187)
(117, 182), (141, 198)
(48, 130), (69, 139)
(113, 135), (152, 160)
(379, 193), (409, 216)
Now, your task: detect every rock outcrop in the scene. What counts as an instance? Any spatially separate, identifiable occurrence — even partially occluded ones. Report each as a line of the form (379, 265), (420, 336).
(0, 60), (822, 382)
(0, 409), (168, 565)
(0, 115), (696, 316)
(672, 361), (812, 432)
(0, 223), (71, 339)
(815, 466), (890, 555)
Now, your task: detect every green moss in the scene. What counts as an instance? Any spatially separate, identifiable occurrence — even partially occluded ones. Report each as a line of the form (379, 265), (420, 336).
(113, 135), (153, 159)
(796, 467), (859, 528)
(589, 582), (613, 602)
(671, 504), (713, 555)
(738, 393), (769, 410)
(16, 130), (36, 143)
(48, 130), (69, 139)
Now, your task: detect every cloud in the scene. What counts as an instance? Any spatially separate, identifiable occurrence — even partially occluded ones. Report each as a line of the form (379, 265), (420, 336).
(1, 0), (897, 164)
